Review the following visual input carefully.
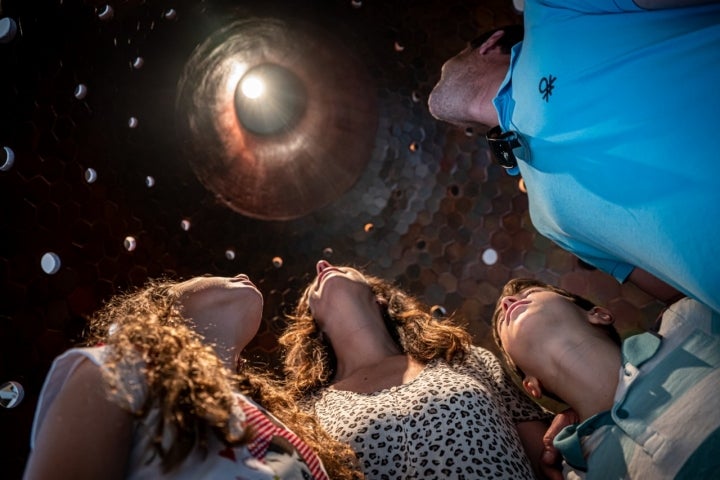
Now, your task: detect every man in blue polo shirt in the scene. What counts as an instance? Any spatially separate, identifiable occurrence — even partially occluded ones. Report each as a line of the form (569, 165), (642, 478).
(429, 1), (720, 313)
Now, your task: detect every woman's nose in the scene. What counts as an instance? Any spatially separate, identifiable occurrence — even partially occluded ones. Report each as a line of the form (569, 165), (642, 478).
(316, 259), (332, 274)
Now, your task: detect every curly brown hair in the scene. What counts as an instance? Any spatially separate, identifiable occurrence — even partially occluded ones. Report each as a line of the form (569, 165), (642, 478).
(279, 270), (473, 396)
(83, 278), (362, 479)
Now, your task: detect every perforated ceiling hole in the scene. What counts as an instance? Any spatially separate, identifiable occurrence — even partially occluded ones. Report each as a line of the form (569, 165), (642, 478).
(41, 252), (61, 274)
(97, 5), (114, 21)
(1, 146), (14, 171)
(74, 84), (88, 100)
(123, 236), (137, 252)
(482, 248), (498, 265)
(84, 168), (97, 183)
(431, 305), (447, 318)
(0, 17), (18, 44)
(0, 381), (24, 409)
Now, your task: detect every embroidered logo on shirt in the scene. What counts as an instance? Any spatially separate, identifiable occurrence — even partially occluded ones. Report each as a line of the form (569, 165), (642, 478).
(539, 75), (557, 102)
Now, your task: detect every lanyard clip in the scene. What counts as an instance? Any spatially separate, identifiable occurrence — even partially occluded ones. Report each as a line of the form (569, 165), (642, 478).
(486, 126), (521, 174)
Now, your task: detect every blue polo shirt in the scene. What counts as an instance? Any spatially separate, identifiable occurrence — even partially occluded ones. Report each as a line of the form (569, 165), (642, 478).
(493, 0), (720, 313)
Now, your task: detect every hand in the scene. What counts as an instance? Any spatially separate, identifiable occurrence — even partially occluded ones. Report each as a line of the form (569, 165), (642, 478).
(540, 408), (579, 480)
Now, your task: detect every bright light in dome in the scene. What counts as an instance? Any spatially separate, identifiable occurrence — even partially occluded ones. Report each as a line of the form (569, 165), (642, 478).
(241, 75), (265, 99)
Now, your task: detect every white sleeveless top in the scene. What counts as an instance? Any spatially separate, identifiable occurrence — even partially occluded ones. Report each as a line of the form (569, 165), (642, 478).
(31, 346), (329, 479)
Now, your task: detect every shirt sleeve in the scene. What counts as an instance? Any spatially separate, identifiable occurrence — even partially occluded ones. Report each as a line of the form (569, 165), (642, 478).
(464, 346), (553, 423)
(30, 347), (105, 449)
(528, 0), (644, 13)
(573, 251), (634, 283)
(30, 346), (148, 450)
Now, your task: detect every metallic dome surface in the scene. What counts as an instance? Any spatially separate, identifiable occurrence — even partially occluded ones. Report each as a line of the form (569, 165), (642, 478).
(176, 18), (378, 220)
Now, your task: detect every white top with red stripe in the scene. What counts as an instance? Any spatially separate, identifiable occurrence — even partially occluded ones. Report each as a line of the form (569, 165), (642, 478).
(31, 346), (330, 480)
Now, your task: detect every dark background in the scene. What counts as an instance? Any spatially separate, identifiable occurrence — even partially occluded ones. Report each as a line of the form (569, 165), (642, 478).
(0, 0), (663, 477)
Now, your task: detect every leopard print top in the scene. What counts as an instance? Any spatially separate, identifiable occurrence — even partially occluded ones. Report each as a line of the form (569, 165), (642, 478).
(310, 346), (549, 479)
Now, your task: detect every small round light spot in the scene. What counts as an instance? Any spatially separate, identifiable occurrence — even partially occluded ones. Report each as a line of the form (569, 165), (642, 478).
(98, 5), (114, 21)
(41, 252), (61, 274)
(128, 117), (138, 128)
(482, 248), (498, 265)
(132, 56), (144, 69)
(409, 142), (419, 153)
(180, 219), (191, 231)
(364, 223), (374, 233)
(225, 249), (236, 260)
(164, 9), (177, 20)
(74, 84), (88, 100)
(123, 236), (137, 252)
(0, 381), (24, 409)
(394, 41), (405, 52)
(145, 176), (155, 188)
(84, 168), (97, 183)
(411, 90), (421, 103)
(323, 247), (334, 258)
(272, 256), (283, 268)
(0, 17), (18, 44)
(351, 0), (362, 8)
(431, 305), (447, 318)
(1, 146), (15, 171)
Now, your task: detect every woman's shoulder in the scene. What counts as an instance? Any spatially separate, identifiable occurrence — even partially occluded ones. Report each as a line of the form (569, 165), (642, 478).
(30, 346), (115, 450)
(52, 345), (107, 368)
(37, 346), (109, 406)
(458, 344), (502, 368)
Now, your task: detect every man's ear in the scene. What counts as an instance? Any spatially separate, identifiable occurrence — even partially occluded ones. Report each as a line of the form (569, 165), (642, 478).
(522, 376), (544, 399)
(477, 30), (505, 55)
(589, 306), (614, 325)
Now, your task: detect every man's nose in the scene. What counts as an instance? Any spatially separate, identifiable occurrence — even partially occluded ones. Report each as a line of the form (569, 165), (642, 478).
(501, 296), (517, 313)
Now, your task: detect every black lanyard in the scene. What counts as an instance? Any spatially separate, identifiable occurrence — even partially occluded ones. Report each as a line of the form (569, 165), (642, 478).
(486, 125), (520, 170)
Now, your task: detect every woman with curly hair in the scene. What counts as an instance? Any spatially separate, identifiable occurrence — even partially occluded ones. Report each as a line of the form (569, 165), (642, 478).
(24, 274), (361, 480)
(279, 260), (554, 479)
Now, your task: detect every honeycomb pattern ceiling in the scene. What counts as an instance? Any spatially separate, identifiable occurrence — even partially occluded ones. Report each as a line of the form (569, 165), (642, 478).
(0, 0), (663, 475)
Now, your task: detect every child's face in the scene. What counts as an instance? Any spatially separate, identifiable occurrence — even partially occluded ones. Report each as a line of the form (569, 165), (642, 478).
(495, 287), (591, 376)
